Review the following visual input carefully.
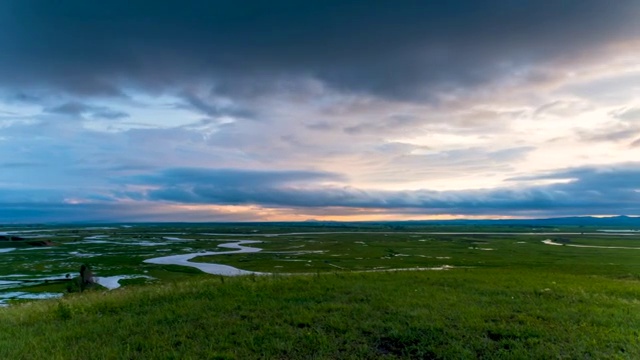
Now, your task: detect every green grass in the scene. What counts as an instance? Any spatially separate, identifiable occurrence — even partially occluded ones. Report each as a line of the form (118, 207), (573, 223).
(196, 233), (640, 277)
(1, 225), (640, 358)
(1, 269), (639, 359)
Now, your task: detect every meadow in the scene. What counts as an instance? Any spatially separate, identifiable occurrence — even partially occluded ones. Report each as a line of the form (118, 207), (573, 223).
(0, 223), (639, 358)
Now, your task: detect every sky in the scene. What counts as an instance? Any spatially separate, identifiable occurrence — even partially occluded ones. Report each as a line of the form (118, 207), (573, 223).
(1, 0), (640, 223)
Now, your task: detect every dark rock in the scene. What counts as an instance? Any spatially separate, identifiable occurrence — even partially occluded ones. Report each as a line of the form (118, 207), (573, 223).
(80, 264), (95, 286)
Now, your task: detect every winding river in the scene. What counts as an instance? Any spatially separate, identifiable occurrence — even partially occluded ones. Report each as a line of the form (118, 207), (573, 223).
(143, 240), (265, 276)
(143, 239), (461, 276)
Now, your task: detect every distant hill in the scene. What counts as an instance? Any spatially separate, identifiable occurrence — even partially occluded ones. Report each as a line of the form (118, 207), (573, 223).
(293, 215), (640, 228)
(391, 215), (640, 227)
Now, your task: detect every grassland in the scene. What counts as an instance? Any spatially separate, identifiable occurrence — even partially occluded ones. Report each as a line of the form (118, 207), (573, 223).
(0, 224), (639, 358)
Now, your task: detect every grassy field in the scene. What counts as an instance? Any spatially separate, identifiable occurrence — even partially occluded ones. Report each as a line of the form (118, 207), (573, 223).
(196, 232), (640, 277)
(1, 224), (639, 358)
(1, 269), (639, 359)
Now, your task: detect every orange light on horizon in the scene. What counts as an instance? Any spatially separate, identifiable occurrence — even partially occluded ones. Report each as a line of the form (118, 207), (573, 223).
(150, 203), (528, 222)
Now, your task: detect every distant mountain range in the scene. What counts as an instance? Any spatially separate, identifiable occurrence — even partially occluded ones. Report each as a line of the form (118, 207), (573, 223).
(305, 215), (640, 228)
(402, 215), (640, 227)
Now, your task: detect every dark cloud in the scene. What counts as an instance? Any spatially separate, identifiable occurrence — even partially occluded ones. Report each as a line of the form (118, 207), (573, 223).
(114, 164), (640, 216)
(1, 1), (638, 100)
(3, 164), (639, 221)
(0, 202), (260, 223)
(45, 101), (129, 119)
(3, 91), (43, 104)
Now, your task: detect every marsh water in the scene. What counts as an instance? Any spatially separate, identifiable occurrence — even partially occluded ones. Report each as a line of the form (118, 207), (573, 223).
(2, 226), (640, 306)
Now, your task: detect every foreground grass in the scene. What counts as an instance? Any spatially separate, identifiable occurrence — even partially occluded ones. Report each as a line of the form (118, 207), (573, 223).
(1, 268), (639, 359)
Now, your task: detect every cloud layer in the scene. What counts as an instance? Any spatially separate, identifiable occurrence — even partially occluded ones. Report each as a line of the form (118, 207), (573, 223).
(1, 1), (640, 222)
(2, 163), (639, 222)
(2, 1), (639, 99)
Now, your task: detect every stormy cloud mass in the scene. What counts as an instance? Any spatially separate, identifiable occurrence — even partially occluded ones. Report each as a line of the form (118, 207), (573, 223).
(1, 0), (640, 222)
